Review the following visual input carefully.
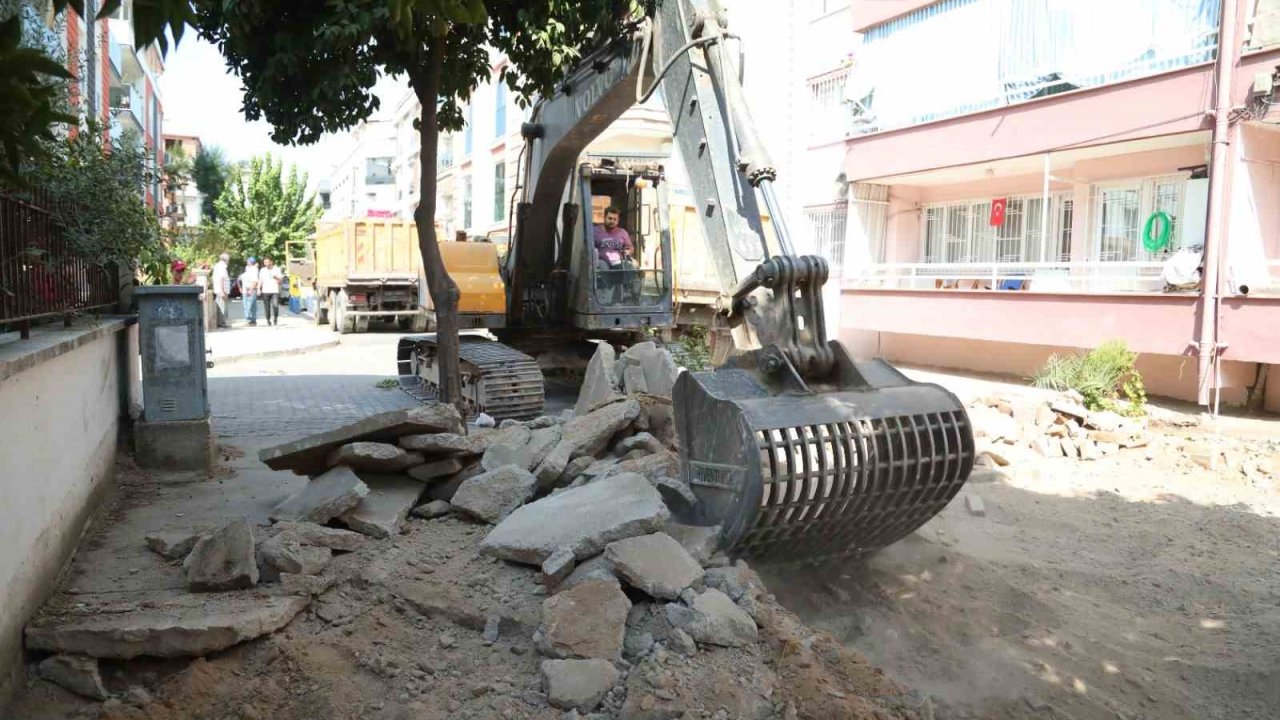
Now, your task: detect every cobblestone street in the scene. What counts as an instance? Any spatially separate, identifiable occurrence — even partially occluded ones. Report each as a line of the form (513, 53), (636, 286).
(208, 333), (418, 438)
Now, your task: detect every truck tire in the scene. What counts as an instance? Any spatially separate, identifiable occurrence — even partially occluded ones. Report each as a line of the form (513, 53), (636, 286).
(335, 290), (355, 334)
(313, 295), (328, 325)
(410, 311), (430, 333)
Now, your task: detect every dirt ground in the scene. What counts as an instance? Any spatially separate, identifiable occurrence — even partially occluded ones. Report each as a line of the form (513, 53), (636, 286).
(765, 408), (1280, 720)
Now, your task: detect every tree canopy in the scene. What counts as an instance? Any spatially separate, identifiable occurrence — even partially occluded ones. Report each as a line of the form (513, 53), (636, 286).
(191, 145), (228, 223)
(212, 153), (322, 263)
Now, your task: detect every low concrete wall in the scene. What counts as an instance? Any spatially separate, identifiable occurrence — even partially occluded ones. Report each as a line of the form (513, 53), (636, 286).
(0, 319), (134, 706)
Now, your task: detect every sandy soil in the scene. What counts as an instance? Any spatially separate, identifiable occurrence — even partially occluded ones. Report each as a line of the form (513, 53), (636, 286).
(765, 411), (1280, 720)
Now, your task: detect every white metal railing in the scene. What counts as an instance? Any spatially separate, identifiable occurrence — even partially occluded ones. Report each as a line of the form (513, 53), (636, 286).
(805, 204), (848, 273)
(845, 260), (1170, 293)
(807, 68), (852, 142)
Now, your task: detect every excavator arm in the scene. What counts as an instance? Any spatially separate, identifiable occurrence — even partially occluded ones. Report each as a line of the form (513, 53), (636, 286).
(511, 0), (978, 565)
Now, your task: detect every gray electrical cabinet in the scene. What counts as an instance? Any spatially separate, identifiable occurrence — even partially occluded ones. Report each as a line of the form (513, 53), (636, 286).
(136, 285), (209, 422)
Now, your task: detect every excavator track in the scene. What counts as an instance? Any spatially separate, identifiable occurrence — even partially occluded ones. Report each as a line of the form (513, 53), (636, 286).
(397, 334), (545, 421)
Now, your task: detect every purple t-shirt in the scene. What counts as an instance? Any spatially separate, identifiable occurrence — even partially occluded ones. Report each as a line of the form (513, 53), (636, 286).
(593, 225), (633, 266)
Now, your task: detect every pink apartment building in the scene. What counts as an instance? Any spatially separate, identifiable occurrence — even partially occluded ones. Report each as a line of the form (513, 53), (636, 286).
(830, 0), (1280, 412)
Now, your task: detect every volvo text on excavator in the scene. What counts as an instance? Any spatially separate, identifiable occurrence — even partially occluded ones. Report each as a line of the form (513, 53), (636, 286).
(398, 0), (975, 564)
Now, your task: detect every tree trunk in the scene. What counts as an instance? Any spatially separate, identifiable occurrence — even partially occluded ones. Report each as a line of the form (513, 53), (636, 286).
(412, 40), (464, 414)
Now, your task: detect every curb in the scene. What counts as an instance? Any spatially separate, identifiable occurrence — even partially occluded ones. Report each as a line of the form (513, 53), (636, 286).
(210, 337), (340, 366)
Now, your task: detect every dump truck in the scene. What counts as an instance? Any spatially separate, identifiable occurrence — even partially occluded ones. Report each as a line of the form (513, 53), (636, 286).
(312, 219), (506, 334)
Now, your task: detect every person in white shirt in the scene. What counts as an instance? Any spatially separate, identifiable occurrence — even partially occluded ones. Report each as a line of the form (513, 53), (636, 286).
(258, 257), (284, 326)
(239, 257), (261, 326)
(211, 253), (231, 328)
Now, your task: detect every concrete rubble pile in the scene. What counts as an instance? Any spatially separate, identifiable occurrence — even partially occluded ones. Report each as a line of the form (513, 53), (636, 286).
(967, 389), (1151, 469)
(24, 341), (926, 717)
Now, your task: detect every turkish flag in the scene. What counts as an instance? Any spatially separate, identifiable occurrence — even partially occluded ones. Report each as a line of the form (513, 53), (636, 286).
(989, 198), (1008, 227)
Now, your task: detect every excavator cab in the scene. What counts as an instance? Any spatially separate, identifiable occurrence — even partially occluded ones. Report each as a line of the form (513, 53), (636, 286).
(569, 158), (674, 331)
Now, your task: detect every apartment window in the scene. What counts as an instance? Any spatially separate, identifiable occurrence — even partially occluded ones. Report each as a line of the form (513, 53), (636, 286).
(812, 0), (849, 18)
(462, 176), (472, 228)
(922, 194), (1073, 264)
(805, 204), (848, 272)
(366, 157), (394, 185)
(438, 135), (454, 169)
(495, 81), (507, 137)
(464, 105), (473, 155)
(1091, 176), (1187, 262)
(492, 162), (506, 222)
(808, 68), (851, 141)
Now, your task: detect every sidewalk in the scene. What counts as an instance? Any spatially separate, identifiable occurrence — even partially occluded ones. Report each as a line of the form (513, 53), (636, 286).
(206, 303), (338, 365)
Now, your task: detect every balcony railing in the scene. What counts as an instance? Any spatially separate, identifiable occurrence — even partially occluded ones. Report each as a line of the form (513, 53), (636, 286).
(0, 192), (119, 335)
(847, 260), (1175, 294)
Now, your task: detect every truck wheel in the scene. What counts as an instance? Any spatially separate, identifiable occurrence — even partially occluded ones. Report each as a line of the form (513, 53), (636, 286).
(354, 316), (370, 334)
(410, 312), (430, 333)
(313, 296), (328, 325)
(335, 290), (355, 334)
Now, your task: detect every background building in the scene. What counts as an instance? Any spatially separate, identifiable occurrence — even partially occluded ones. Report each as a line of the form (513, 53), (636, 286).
(162, 133), (203, 228)
(324, 119), (399, 221)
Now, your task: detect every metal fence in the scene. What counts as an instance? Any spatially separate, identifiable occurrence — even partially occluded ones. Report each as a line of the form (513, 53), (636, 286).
(1, 190), (119, 336)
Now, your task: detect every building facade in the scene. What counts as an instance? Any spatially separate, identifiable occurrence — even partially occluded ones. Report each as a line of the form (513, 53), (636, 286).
(829, 0), (1280, 412)
(324, 119), (399, 221)
(161, 133), (203, 229)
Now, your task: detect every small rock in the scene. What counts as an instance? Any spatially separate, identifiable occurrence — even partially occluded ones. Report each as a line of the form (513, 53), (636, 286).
(665, 589), (757, 647)
(407, 456), (466, 483)
(439, 633), (457, 649)
(271, 522), (367, 552)
(543, 546), (577, 587)
(528, 416), (559, 429)
(410, 499), (452, 519)
(398, 431), (490, 457)
(965, 493), (986, 517)
(537, 579), (631, 661)
(37, 654), (107, 700)
(616, 432), (664, 456)
(662, 523), (721, 565)
(542, 659), (620, 712)
(339, 474), (424, 539)
(651, 477), (698, 515)
(452, 465), (538, 524)
(185, 520), (258, 592)
(327, 441), (424, 472)
(563, 399), (641, 459)
(124, 686), (153, 706)
(667, 628), (697, 656)
(535, 439), (576, 491)
(557, 555), (621, 593)
(604, 532), (704, 600)
(144, 529), (208, 560)
(258, 533), (332, 576)
(483, 614), (502, 644)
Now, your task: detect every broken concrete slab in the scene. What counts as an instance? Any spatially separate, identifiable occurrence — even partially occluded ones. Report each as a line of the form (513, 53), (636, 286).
(481, 472), (670, 566)
(25, 594), (310, 659)
(482, 424), (534, 471)
(410, 499), (452, 519)
(326, 442), (424, 473)
(398, 431), (490, 457)
(184, 520), (258, 592)
(542, 546), (576, 587)
(519, 425), (563, 472)
(339, 474), (424, 539)
(535, 439), (575, 490)
(269, 466), (369, 524)
(536, 579), (630, 661)
(563, 399), (641, 459)
(144, 528), (209, 561)
(652, 477), (698, 515)
(665, 589), (757, 647)
(452, 464), (538, 524)
(542, 658), (619, 712)
(258, 533), (332, 576)
(622, 364), (649, 395)
(407, 456), (465, 483)
(271, 522), (367, 552)
(605, 533), (704, 600)
(259, 405), (463, 474)
(615, 432), (664, 456)
(37, 654), (108, 700)
(557, 555), (620, 594)
(426, 460), (484, 502)
(663, 523), (721, 566)
(575, 343), (622, 416)
(560, 455), (595, 485)
(611, 450), (679, 483)
(635, 346), (679, 398)
(279, 573), (336, 597)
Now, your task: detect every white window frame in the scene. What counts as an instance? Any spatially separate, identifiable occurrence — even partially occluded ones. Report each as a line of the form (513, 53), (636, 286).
(1089, 174), (1188, 262)
(920, 192), (1074, 265)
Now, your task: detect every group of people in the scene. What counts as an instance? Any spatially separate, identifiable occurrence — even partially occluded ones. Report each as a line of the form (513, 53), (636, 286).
(210, 253), (285, 328)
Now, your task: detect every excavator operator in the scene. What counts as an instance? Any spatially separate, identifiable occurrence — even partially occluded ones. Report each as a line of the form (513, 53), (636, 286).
(592, 205), (636, 304)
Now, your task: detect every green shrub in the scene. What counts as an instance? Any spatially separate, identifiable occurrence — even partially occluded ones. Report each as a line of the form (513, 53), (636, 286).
(1032, 340), (1147, 416)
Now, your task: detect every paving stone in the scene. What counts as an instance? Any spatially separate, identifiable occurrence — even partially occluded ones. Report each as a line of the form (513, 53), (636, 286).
(271, 522), (367, 552)
(575, 343), (622, 416)
(407, 456), (465, 482)
(604, 533), (704, 600)
(410, 499), (452, 519)
(536, 579), (630, 661)
(184, 520), (258, 592)
(270, 466), (369, 524)
(664, 589), (757, 647)
(144, 528), (209, 560)
(327, 441), (424, 472)
(663, 522), (721, 566)
(259, 405), (462, 474)
(481, 473), (669, 566)
(25, 594), (309, 659)
(37, 654), (107, 700)
(339, 474), (425, 538)
(452, 465), (538, 524)
(542, 659), (619, 712)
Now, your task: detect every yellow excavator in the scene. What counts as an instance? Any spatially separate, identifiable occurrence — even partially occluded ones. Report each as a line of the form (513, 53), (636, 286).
(399, 0), (975, 563)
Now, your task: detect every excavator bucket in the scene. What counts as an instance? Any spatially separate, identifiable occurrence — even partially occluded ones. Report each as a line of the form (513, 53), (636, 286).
(673, 345), (974, 566)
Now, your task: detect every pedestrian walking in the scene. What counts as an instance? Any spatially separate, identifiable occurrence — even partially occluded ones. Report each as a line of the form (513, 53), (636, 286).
(239, 257), (262, 326)
(212, 253), (231, 328)
(258, 257), (283, 326)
